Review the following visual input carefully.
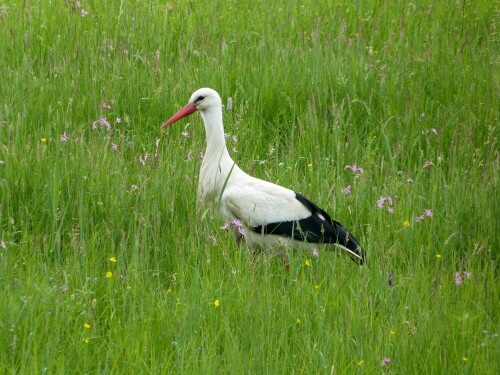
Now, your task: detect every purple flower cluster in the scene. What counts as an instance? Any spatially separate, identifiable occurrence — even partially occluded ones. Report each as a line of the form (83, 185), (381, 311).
(92, 117), (111, 130)
(91, 98), (122, 131)
(344, 164), (364, 174)
(415, 209), (433, 222)
(341, 185), (351, 195)
(376, 196), (394, 213)
(220, 219), (245, 235)
(72, 1), (88, 18)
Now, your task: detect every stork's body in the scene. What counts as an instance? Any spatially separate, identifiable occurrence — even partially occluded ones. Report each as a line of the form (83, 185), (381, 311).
(162, 88), (365, 264)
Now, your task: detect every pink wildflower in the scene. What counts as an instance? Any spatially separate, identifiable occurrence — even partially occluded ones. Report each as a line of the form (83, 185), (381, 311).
(376, 196), (393, 210)
(60, 285), (68, 293)
(60, 132), (69, 142)
(311, 248), (319, 257)
(186, 150), (193, 161)
(341, 185), (351, 195)
(455, 272), (463, 286)
(0, 241), (6, 249)
(232, 219), (245, 235)
(345, 164), (364, 174)
(381, 358), (391, 366)
(98, 117), (111, 130)
(181, 131), (190, 138)
(80, 9), (88, 17)
(220, 222), (230, 230)
(415, 209), (432, 222)
(115, 117), (121, 124)
(111, 143), (118, 151)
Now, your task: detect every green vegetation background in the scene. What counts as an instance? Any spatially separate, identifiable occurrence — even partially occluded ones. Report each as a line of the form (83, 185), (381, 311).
(0, 1), (498, 373)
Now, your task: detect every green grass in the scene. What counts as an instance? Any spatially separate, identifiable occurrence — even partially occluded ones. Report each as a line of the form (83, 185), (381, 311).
(0, 0), (498, 373)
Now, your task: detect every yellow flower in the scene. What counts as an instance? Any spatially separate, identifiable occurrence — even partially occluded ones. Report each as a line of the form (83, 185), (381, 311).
(436, 253), (442, 259)
(403, 220), (410, 228)
(84, 323), (91, 329)
(84, 339), (90, 344)
(41, 137), (47, 143)
(304, 259), (311, 267)
(214, 299), (220, 308)
(307, 163), (313, 168)
(462, 357), (468, 363)
(109, 256), (117, 262)
(105, 271), (113, 278)
(314, 285), (320, 290)
(357, 360), (365, 366)
(296, 318), (301, 324)
(390, 330), (396, 336)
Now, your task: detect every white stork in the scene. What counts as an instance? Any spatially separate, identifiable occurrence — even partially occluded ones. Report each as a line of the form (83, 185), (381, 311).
(161, 88), (365, 265)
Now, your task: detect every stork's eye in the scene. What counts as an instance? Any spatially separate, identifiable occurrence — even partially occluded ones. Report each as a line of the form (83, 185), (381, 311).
(195, 95), (205, 103)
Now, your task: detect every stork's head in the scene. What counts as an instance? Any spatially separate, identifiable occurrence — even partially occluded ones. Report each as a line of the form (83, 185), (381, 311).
(161, 88), (221, 128)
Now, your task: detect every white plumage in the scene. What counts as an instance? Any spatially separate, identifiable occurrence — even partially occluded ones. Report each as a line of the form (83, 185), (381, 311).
(161, 88), (365, 264)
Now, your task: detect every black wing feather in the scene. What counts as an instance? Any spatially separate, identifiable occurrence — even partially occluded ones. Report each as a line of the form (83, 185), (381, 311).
(251, 192), (365, 264)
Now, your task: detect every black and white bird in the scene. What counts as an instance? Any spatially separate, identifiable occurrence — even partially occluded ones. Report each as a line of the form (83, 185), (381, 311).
(161, 88), (365, 265)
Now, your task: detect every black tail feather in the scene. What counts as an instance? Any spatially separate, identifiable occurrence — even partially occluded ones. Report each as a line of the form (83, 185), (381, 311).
(250, 192), (366, 265)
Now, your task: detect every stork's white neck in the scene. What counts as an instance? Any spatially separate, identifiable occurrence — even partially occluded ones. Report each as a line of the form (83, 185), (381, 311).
(197, 106), (238, 207)
(200, 106), (228, 157)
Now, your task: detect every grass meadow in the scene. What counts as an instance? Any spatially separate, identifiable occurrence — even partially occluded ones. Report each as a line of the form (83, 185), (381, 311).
(0, 0), (498, 373)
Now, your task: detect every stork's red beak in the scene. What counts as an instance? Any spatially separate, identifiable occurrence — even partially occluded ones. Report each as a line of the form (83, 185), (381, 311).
(161, 103), (197, 129)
